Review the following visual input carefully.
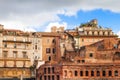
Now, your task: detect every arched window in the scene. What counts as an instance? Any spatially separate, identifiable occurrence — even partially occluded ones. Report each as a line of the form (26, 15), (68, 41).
(44, 68), (46, 74)
(44, 76), (46, 80)
(52, 67), (54, 73)
(89, 53), (93, 57)
(85, 71), (89, 76)
(48, 67), (51, 74)
(52, 75), (54, 80)
(97, 71), (100, 76)
(114, 70), (118, 76)
(91, 71), (94, 76)
(75, 71), (78, 76)
(102, 71), (106, 76)
(108, 70), (112, 76)
(48, 56), (51, 61)
(80, 71), (83, 76)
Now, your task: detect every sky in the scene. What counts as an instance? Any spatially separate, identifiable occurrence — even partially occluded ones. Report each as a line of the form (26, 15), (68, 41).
(0, 0), (120, 37)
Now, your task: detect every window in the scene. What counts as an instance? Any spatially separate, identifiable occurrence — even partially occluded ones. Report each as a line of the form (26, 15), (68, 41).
(23, 52), (27, 58)
(44, 76), (47, 80)
(4, 43), (7, 48)
(75, 71), (78, 76)
(52, 48), (56, 54)
(82, 60), (85, 63)
(57, 75), (60, 80)
(102, 71), (106, 76)
(48, 75), (50, 80)
(77, 60), (80, 63)
(52, 75), (54, 80)
(3, 51), (8, 58)
(114, 70), (118, 76)
(52, 39), (56, 43)
(52, 67), (54, 73)
(46, 48), (51, 53)
(92, 32), (94, 35)
(80, 71), (83, 76)
(89, 53), (93, 57)
(48, 56), (51, 61)
(108, 71), (112, 76)
(97, 71), (100, 76)
(35, 45), (37, 50)
(48, 67), (50, 74)
(82, 39), (84, 42)
(85, 71), (89, 76)
(44, 68), (46, 74)
(14, 43), (16, 48)
(13, 51), (17, 58)
(91, 71), (94, 76)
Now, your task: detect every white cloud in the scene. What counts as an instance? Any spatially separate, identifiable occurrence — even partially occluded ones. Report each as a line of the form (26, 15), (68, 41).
(117, 31), (120, 38)
(0, 0), (120, 31)
(45, 22), (67, 32)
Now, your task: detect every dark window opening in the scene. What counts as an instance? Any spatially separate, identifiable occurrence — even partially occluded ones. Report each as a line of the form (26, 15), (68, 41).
(57, 75), (60, 80)
(91, 71), (94, 76)
(44, 76), (46, 80)
(108, 71), (112, 76)
(35, 45), (37, 50)
(44, 68), (46, 74)
(97, 71), (100, 76)
(102, 71), (106, 76)
(75, 71), (78, 76)
(92, 32), (94, 35)
(80, 71), (83, 76)
(85, 71), (89, 76)
(4, 43), (7, 48)
(52, 48), (56, 54)
(82, 60), (85, 63)
(48, 67), (51, 74)
(48, 75), (50, 80)
(89, 53), (93, 57)
(48, 56), (51, 61)
(52, 67), (54, 73)
(52, 39), (56, 43)
(52, 75), (54, 80)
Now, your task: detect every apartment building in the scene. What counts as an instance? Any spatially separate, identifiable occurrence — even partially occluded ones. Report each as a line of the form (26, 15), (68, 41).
(0, 24), (32, 79)
(65, 19), (118, 49)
